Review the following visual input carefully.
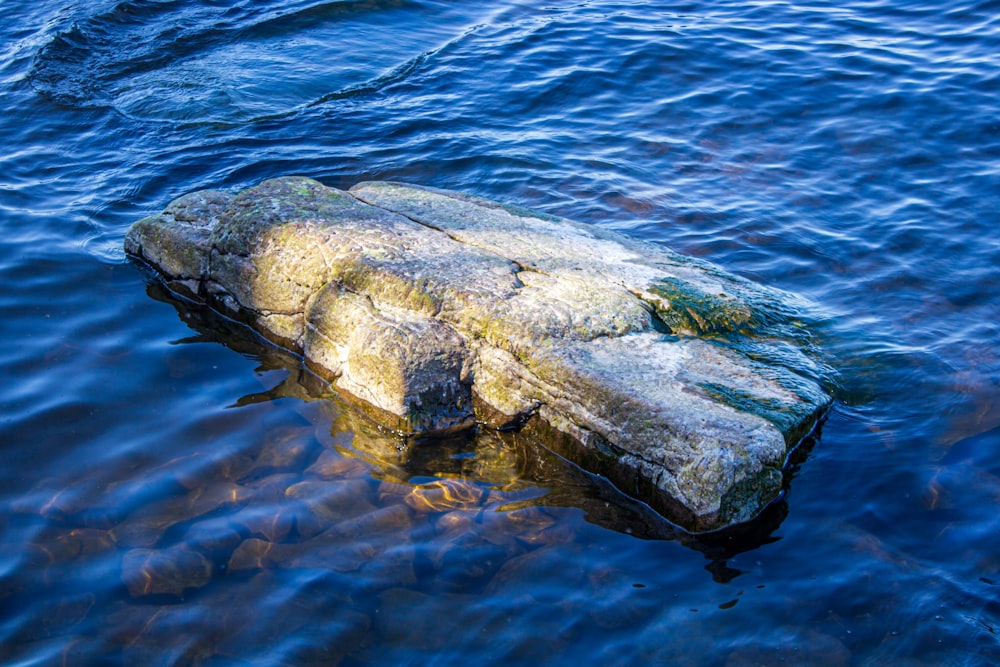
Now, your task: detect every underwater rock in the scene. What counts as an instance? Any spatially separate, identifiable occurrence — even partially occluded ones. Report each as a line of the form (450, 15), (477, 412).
(126, 176), (831, 531)
(121, 547), (213, 598)
(304, 449), (371, 480)
(285, 478), (377, 538)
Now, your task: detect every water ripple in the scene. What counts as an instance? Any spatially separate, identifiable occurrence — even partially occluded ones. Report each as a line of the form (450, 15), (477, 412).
(3, 0), (1000, 664)
(28, 0), (494, 124)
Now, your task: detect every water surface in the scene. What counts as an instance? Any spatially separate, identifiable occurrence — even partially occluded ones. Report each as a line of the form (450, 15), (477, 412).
(2, 0), (999, 664)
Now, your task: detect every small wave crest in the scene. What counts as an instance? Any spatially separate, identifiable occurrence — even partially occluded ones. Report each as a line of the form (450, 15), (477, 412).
(28, 0), (486, 124)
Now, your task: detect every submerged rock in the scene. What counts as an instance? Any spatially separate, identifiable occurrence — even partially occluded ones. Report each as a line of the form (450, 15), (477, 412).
(121, 547), (213, 598)
(125, 176), (831, 531)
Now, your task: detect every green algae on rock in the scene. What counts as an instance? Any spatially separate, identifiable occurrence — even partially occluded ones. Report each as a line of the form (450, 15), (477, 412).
(125, 176), (831, 532)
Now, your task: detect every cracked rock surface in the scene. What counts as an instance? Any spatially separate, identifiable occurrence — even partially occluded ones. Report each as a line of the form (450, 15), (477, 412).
(125, 176), (831, 531)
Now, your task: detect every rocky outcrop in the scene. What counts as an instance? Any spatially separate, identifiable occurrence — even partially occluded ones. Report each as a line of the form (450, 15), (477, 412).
(125, 176), (830, 531)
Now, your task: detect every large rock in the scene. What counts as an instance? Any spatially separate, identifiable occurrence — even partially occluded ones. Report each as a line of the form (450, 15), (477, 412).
(125, 176), (830, 531)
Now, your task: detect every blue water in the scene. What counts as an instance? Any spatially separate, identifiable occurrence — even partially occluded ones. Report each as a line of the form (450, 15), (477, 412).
(2, 0), (999, 664)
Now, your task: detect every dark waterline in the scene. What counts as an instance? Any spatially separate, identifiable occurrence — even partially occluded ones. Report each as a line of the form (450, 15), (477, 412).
(2, 0), (999, 664)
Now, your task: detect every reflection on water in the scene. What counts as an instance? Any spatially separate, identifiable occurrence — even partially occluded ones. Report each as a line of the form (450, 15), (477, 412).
(1, 277), (809, 663)
(162, 276), (811, 549)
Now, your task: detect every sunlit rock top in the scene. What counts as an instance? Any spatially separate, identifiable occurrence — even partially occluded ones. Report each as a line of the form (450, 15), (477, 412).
(125, 176), (831, 531)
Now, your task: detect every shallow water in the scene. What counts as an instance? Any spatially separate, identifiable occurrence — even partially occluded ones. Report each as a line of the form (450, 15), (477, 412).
(2, 0), (999, 664)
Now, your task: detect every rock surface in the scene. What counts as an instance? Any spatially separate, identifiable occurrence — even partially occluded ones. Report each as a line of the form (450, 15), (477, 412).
(125, 176), (830, 531)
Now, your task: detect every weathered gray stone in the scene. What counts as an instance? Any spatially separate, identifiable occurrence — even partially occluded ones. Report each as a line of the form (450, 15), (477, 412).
(125, 176), (831, 531)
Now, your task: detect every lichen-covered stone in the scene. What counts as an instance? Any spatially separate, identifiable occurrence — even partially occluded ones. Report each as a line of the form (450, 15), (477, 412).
(125, 176), (831, 531)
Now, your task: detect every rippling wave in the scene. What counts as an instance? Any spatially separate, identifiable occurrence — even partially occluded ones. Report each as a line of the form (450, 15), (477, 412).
(28, 0), (490, 123)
